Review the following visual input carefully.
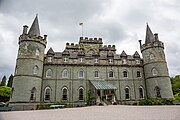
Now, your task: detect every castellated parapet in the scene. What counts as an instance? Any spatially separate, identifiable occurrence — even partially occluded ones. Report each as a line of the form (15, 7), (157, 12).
(79, 37), (103, 44)
(19, 26), (47, 47)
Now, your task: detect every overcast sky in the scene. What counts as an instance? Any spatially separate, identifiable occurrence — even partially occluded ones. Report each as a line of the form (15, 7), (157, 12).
(0, 0), (180, 79)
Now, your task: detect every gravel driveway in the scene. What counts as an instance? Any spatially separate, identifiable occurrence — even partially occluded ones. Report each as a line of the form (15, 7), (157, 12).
(0, 105), (180, 120)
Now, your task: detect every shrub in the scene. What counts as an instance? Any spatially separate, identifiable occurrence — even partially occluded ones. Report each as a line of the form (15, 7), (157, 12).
(139, 98), (173, 105)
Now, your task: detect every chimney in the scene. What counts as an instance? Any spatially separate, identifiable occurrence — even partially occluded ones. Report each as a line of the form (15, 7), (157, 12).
(154, 33), (159, 41)
(23, 25), (28, 34)
(139, 40), (142, 46)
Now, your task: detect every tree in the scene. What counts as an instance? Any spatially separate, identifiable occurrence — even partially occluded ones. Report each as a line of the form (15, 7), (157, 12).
(0, 86), (12, 102)
(7, 74), (13, 87)
(171, 75), (180, 95)
(0, 76), (7, 86)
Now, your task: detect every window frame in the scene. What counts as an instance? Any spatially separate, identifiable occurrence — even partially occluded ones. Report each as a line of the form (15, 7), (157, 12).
(62, 69), (68, 78)
(78, 69), (84, 78)
(109, 70), (114, 78)
(137, 71), (141, 78)
(46, 69), (53, 78)
(94, 70), (99, 78)
(125, 87), (130, 100)
(123, 71), (128, 78)
(78, 87), (84, 101)
(62, 87), (68, 100)
(139, 86), (144, 99)
(44, 87), (51, 101)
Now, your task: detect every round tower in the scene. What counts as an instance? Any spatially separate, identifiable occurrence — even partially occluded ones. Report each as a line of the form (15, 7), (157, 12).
(140, 24), (173, 99)
(10, 15), (47, 110)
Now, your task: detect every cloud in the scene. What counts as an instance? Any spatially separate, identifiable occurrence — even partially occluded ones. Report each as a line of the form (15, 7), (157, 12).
(0, 0), (180, 78)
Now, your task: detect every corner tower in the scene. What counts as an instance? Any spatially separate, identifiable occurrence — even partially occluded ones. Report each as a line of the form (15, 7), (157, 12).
(10, 15), (47, 109)
(140, 24), (173, 98)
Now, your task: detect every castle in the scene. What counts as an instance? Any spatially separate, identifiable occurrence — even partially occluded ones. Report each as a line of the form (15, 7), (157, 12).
(10, 16), (173, 110)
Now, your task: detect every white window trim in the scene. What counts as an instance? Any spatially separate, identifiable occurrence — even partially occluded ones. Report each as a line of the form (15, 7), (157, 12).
(152, 68), (158, 76)
(78, 70), (84, 78)
(94, 70), (99, 78)
(62, 69), (68, 78)
(78, 87), (84, 101)
(80, 58), (83, 63)
(64, 57), (68, 63)
(44, 87), (51, 101)
(125, 87), (130, 100)
(136, 60), (140, 64)
(46, 69), (52, 78)
(122, 59), (127, 64)
(47, 57), (52, 62)
(109, 58), (113, 63)
(139, 86), (144, 99)
(35, 49), (40, 56)
(33, 65), (38, 75)
(95, 58), (99, 63)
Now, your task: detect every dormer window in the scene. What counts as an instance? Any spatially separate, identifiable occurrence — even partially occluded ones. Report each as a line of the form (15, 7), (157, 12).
(80, 58), (83, 63)
(95, 58), (99, 63)
(122, 59), (127, 64)
(64, 57), (68, 63)
(136, 60), (140, 64)
(47, 57), (52, 62)
(109, 58), (113, 63)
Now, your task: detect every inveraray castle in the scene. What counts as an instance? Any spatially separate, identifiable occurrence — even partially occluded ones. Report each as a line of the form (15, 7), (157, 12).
(10, 16), (173, 110)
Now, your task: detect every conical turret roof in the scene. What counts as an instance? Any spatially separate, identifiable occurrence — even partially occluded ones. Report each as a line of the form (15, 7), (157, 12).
(145, 24), (155, 44)
(28, 15), (40, 36)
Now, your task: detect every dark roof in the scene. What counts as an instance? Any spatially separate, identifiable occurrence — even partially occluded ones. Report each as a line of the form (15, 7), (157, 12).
(145, 24), (155, 44)
(28, 15), (40, 36)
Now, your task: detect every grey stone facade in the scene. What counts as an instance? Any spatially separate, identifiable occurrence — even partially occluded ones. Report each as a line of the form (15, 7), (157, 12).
(10, 16), (173, 110)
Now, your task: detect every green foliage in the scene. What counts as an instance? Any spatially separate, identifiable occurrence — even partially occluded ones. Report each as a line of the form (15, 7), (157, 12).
(139, 98), (174, 105)
(174, 92), (180, 101)
(7, 74), (13, 87)
(37, 102), (68, 110)
(171, 75), (180, 95)
(0, 86), (12, 102)
(0, 76), (7, 86)
(86, 90), (93, 106)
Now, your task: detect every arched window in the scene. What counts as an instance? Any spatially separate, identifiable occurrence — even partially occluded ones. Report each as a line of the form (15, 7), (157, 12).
(137, 71), (141, 77)
(79, 87), (84, 101)
(62, 69), (68, 78)
(123, 71), (128, 78)
(150, 53), (155, 60)
(33, 65), (38, 75)
(35, 49), (40, 56)
(62, 87), (68, 100)
(109, 70), (114, 78)
(125, 87), (130, 100)
(109, 58), (113, 63)
(139, 86), (144, 99)
(94, 70), (99, 78)
(87, 49), (95, 54)
(152, 68), (158, 76)
(155, 86), (161, 98)
(44, 87), (51, 101)
(46, 69), (52, 78)
(122, 59), (127, 64)
(79, 69), (84, 78)
(30, 87), (36, 101)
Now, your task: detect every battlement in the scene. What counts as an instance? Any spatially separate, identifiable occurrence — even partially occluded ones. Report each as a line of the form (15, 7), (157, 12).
(79, 37), (103, 44)
(140, 41), (164, 52)
(65, 42), (81, 50)
(100, 44), (116, 51)
(19, 34), (47, 47)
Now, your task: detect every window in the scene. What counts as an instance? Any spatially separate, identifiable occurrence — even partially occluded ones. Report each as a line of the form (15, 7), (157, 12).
(139, 86), (144, 99)
(80, 58), (83, 63)
(109, 70), (114, 78)
(47, 57), (52, 62)
(79, 69), (84, 78)
(30, 91), (35, 101)
(62, 87), (68, 100)
(123, 71), (128, 78)
(62, 69), (68, 78)
(46, 69), (52, 78)
(150, 53), (155, 60)
(30, 87), (36, 101)
(79, 87), (84, 101)
(94, 70), (99, 78)
(155, 86), (161, 98)
(64, 57), (68, 62)
(136, 60), (140, 64)
(137, 71), (141, 77)
(122, 59), (127, 64)
(94, 58), (99, 63)
(109, 58), (113, 63)
(33, 65), (38, 75)
(44, 87), (51, 101)
(87, 49), (95, 54)
(125, 87), (130, 100)
(35, 49), (40, 56)
(152, 68), (158, 76)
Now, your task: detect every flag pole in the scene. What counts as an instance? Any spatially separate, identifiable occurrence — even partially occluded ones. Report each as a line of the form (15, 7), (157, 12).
(79, 23), (83, 37)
